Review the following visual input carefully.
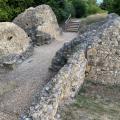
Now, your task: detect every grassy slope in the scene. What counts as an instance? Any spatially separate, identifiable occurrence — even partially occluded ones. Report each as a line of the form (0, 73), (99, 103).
(60, 80), (120, 120)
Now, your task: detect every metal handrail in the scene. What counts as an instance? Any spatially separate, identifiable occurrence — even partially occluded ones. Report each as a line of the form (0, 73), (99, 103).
(65, 14), (71, 24)
(64, 14), (71, 31)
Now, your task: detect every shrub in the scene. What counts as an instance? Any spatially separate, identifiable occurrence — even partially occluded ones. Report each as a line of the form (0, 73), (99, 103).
(101, 0), (120, 15)
(0, 0), (34, 21)
(72, 0), (87, 18)
(87, 4), (105, 15)
(0, 0), (105, 22)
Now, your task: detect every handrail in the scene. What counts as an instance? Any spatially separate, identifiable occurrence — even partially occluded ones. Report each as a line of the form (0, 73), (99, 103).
(77, 22), (81, 33)
(64, 14), (71, 31)
(65, 14), (71, 24)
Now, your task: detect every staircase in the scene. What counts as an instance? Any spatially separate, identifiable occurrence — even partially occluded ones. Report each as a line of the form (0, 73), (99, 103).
(65, 18), (80, 32)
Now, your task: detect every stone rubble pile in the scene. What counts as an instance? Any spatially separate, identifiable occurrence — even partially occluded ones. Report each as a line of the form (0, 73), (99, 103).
(0, 5), (60, 68)
(13, 5), (61, 45)
(0, 22), (32, 68)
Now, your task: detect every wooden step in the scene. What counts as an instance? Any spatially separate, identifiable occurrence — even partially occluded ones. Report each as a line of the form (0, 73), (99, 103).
(65, 18), (80, 32)
(66, 27), (79, 31)
(66, 27), (79, 32)
(66, 25), (79, 28)
(70, 19), (80, 22)
(66, 29), (78, 32)
(66, 27), (79, 30)
(68, 24), (80, 27)
(66, 24), (80, 28)
(66, 23), (80, 28)
(69, 22), (80, 25)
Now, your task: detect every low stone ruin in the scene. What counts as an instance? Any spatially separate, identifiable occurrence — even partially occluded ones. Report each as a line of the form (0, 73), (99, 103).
(21, 13), (120, 120)
(13, 5), (61, 45)
(0, 22), (32, 68)
(1, 6), (120, 120)
(51, 13), (120, 85)
(20, 50), (87, 120)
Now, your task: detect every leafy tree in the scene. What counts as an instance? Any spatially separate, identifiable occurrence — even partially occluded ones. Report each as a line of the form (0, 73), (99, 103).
(71, 0), (104, 18)
(100, 0), (120, 15)
(111, 0), (120, 15)
(0, 0), (34, 21)
(86, 0), (104, 15)
(0, 0), (105, 22)
(72, 0), (87, 18)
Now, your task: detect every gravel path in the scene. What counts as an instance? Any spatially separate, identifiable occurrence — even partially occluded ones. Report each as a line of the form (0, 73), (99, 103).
(0, 32), (77, 120)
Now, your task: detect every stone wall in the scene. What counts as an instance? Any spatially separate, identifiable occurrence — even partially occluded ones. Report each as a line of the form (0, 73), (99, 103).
(21, 50), (87, 120)
(20, 13), (120, 120)
(51, 13), (120, 85)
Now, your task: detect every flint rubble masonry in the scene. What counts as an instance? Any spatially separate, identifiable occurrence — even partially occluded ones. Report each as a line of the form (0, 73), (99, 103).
(22, 50), (87, 120)
(0, 22), (32, 67)
(21, 13), (120, 120)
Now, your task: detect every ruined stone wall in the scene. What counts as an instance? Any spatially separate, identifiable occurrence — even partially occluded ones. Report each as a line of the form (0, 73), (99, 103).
(51, 13), (120, 85)
(20, 13), (120, 120)
(21, 50), (87, 120)
(13, 5), (61, 45)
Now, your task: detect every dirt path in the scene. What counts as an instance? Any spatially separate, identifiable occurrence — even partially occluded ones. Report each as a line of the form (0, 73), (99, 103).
(0, 32), (77, 119)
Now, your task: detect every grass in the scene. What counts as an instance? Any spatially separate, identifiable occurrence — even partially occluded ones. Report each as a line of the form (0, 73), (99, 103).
(74, 95), (120, 116)
(80, 13), (108, 25)
(59, 80), (120, 120)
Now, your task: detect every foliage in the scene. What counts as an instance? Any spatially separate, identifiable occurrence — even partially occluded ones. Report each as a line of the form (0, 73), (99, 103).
(0, 0), (104, 22)
(46, 0), (74, 22)
(101, 0), (120, 15)
(72, 0), (87, 18)
(86, 0), (105, 15)
(71, 0), (105, 18)
(0, 0), (34, 21)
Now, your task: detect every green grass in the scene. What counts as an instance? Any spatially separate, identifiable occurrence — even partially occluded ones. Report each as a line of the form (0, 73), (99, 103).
(60, 80), (120, 120)
(74, 95), (120, 116)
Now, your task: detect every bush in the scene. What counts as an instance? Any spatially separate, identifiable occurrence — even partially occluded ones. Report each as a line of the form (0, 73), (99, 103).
(72, 0), (87, 18)
(100, 0), (120, 15)
(0, 0), (34, 21)
(87, 4), (105, 15)
(0, 0), (105, 22)
(71, 0), (104, 18)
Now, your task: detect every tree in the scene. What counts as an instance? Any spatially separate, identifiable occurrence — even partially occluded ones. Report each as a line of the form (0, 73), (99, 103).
(0, 0), (34, 21)
(72, 0), (87, 18)
(101, 0), (120, 15)
(112, 0), (120, 15)
(0, 0), (105, 22)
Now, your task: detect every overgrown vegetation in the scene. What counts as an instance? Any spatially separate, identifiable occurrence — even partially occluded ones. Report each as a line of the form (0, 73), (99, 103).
(100, 0), (120, 15)
(0, 0), (34, 21)
(0, 0), (104, 22)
